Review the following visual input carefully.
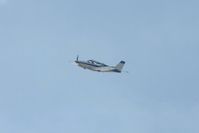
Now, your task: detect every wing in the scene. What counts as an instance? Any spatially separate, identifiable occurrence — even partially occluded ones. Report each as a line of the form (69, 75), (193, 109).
(93, 60), (108, 67)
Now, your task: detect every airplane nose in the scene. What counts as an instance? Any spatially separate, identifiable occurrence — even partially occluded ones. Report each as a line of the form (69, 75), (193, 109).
(72, 61), (78, 65)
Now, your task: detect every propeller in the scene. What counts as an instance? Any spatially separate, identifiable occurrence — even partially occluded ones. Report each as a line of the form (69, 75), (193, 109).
(67, 55), (79, 66)
(76, 55), (79, 61)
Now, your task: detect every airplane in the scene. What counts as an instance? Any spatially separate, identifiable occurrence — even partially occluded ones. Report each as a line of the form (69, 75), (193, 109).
(74, 56), (126, 73)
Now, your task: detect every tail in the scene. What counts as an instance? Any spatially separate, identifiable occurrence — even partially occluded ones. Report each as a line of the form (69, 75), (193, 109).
(115, 61), (125, 72)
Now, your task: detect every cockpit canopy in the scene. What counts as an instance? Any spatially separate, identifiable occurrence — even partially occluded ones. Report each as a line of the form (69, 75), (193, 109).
(87, 60), (108, 67)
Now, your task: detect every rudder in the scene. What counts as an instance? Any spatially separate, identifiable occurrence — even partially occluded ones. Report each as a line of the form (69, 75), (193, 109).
(115, 61), (125, 71)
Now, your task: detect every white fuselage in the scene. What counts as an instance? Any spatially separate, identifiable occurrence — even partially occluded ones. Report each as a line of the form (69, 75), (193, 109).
(75, 60), (121, 73)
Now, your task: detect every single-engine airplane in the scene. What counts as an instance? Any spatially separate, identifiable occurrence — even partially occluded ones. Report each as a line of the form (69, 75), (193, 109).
(74, 56), (125, 73)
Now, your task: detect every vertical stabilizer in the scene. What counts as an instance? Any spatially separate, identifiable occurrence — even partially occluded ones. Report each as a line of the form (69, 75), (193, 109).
(115, 61), (125, 72)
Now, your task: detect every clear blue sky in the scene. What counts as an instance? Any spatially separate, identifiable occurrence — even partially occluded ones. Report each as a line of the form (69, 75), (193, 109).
(0, 0), (199, 133)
